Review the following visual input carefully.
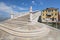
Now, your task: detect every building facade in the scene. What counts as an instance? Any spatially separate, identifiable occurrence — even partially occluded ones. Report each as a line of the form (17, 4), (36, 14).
(58, 14), (60, 21)
(41, 8), (59, 22)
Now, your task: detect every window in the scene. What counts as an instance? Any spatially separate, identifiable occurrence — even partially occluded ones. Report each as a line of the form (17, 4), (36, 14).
(55, 18), (56, 20)
(43, 18), (45, 20)
(52, 10), (53, 12)
(46, 10), (47, 12)
(43, 10), (44, 12)
(52, 17), (54, 21)
(55, 13), (57, 15)
(52, 14), (53, 16)
(50, 18), (52, 19)
(43, 14), (44, 16)
(48, 10), (51, 12)
(55, 9), (57, 11)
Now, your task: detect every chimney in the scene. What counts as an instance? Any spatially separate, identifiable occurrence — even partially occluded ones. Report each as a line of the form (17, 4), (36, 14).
(30, 6), (33, 22)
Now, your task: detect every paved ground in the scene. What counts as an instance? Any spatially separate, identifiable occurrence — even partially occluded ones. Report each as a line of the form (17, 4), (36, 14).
(0, 13), (60, 40)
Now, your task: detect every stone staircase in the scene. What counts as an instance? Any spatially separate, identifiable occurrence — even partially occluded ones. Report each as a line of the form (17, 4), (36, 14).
(0, 11), (60, 40)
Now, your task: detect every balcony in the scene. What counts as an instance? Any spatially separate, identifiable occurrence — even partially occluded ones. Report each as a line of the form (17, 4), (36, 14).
(46, 12), (52, 17)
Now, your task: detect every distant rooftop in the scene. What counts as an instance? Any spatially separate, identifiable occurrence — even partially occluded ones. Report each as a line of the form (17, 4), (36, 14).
(43, 8), (58, 11)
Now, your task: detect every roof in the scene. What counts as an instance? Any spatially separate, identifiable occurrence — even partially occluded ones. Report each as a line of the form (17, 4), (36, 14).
(0, 13), (60, 40)
(43, 8), (58, 11)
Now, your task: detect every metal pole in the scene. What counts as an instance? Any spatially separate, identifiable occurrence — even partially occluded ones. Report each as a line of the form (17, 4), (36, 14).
(46, 19), (48, 25)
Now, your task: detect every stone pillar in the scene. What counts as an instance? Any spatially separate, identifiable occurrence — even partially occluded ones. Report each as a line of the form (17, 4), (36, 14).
(30, 6), (33, 22)
(10, 13), (14, 19)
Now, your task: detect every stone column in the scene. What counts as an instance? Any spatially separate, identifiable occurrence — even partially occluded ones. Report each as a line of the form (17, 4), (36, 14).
(10, 13), (14, 19)
(30, 6), (33, 22)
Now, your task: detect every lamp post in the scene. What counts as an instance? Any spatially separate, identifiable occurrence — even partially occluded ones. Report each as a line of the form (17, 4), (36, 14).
(46, 18), (48, 25)
(56, 19), (58, 28)
(30, 6), (32, 22)
(10, 9), (14, 19)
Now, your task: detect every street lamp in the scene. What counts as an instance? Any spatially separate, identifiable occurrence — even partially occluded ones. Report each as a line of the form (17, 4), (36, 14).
(30, 6), (33, 22)
(56, 19), (58, 28)
(46, 18), (49, 25)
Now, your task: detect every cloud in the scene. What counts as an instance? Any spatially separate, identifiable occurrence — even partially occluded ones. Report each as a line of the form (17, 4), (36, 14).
(18, 7), (28, 10)
(40, 2), (43, 5)
(32, 1), (36, 5)
(11, 5), (28, 10)
(0, 2), (28, 15)
(21, 3), (27, 6)
(22, 3), (25, 5)
(0, 2), (12, 13)
(32, 1), (35, 4)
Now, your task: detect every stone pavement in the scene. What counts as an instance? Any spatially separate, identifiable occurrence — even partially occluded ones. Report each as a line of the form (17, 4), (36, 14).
(0, 13), (60, 40)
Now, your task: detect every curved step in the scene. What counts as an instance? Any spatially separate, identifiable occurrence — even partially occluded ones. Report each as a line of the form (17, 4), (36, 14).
(0, 24), (50, 38)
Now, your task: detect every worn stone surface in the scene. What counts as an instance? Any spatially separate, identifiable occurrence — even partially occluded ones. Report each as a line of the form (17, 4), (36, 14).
(0, 13), (60, 40)
(0, 27), (60, 40)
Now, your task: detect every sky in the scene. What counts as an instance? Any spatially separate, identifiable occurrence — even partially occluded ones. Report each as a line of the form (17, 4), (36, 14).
(0, 0), (60, 12)
(0, 0), (60, 21)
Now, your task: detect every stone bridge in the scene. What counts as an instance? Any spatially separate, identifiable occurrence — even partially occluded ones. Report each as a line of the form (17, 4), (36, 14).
(0, 11), (60, 40)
